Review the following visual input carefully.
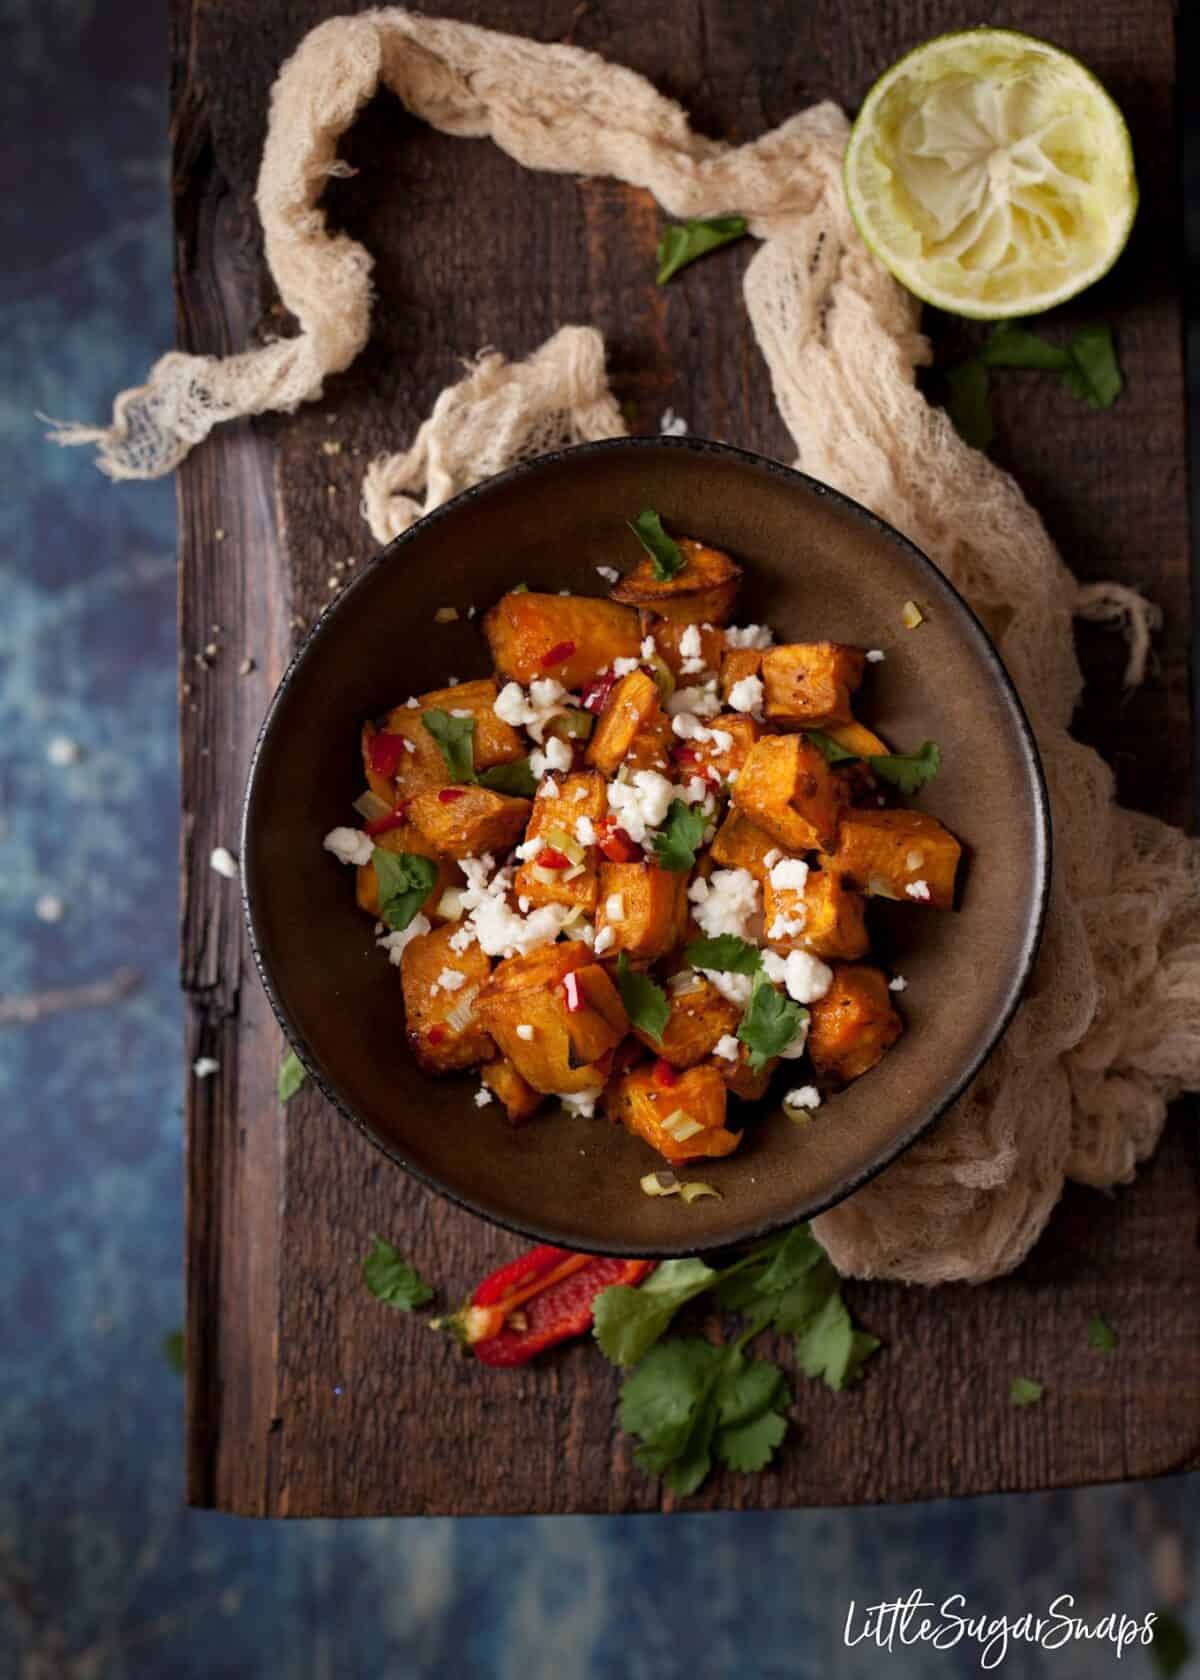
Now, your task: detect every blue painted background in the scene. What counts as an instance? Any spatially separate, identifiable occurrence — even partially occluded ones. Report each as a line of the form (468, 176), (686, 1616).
(1, 3), (1196, 1675)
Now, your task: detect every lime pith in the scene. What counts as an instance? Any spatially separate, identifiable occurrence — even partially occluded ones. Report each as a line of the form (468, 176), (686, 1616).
(843, 29), (1137, 319)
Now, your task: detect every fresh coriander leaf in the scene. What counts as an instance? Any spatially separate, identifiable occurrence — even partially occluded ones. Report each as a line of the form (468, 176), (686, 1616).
(594, 1256), (719, 1365)
(650, 799), (707, 872)
(615, 951), (671, 1047)
(1151, 1609), (1193, 1678)
(737, 972), (808, 1072)
(1009, 1375), (1044, 1407)
(980, 320), (1070, 371)
(278, 1048), (307, 1103)
(627, 508), (685, 582)
(421, 708), (476, 781)
(869, 740), (941, 795)
(714, 1353), (791, 1473)
(477, 757), (537, 797)
(510, 582), (529, 594)
(793, 1292), (880, 1391)
(619, 1337), (723, 1482)
(716, 1404), (789, 1473)
(363, 1237), (434, 1310)
(1062, 323), (1122, 409)
(655, 214), (748, 285)
(1087, 1313), (1118, 1354)
(945, 356), (994, 450)
(163, 1330), (185, 1374)
(683, 933), (763, 976)
(752, 1224), (828, 1296)
(373, 848), (438, 933)
(805, 728), (859, 765)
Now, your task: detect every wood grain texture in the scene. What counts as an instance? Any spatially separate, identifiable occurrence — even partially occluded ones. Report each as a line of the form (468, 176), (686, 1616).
(176, 0), (1197, 1515)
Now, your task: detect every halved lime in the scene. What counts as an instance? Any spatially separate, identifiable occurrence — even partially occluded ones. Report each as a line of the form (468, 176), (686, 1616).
(844, 29), (1137, 318)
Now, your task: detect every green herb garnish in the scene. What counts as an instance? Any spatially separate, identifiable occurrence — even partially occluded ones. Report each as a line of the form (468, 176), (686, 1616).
(422, 708), (476, 782)
(737, 970), (807, 1071)
(615, 952), (670, 1045)
(363, 1237), (434, 1310)
(373, 848), (438, 932)
(946, 320), (1122, 450)
(1009, 1375), (1044, 1407)
(655, 215), (748, 285)
(163, 1330), (185, 1374)
(649, 798), (707, 872)
(1087, 1314), (1118, 1354)
(478, 757), (537, 797)
(627, 508), (685, 582)
(278, 1048), (307, 1103)
(806, 730), (941, 795)
(683, 934), (763, 976)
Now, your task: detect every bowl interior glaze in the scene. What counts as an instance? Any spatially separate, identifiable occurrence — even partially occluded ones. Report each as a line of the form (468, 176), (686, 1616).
(242, 438), (1049, 1256)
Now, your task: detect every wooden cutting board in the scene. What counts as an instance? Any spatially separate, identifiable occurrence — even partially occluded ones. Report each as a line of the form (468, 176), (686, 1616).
(176, 0), (1197, 1515)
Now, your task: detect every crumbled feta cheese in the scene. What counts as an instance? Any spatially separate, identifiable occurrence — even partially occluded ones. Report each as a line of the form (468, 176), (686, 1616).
(728, 674), (764, 716)
(516, 1024), (535, 1041)
(210, 846), (238, 879)
(709, 729), (733, 754)
(493, 677), (567, 742)
(572, 786), (590, 803)
(667, 681), (721, 719)
(785, 1085), (822, 1110)
(575, 816), (597, 846)
(760, 948), (833, 1004)
(688, 868), (760, 941)
(46, 734), (81, 766)
(678, 624), (703, 661)
(595, 565), (620, 584)
(518, 896), (531, 912)
(435, 968), (467, 993)
(35, 894), (63, 923)
(701, 969), (755, 1007)
(866, 648), (885, 663)
(514, 837), (544, 862)
(640, 635), (657, 660)
(378, 914), (431, 964)
(724, 624), (773, 650)
(448, 925), (477, 953)
(474, 1086), (493, 1107)
(405, 696), (420, 708)
(324, 826), (373, 867)
(575, 921), (596, 948)
(769, 857), (809, 892)
(906, 879), (931, 901)
(659, 408), (688, 437)
(593, 926), (616, 955)
(889, 975), (908, 992)
(779, 1017), (811, 1060)
(559, 1089), (602, 1118)
(192, 1057), (220, 1080)
(450, 853), (572, 958)
(447, 676), (460, 686)
(768, 914), (806, 940)
(536, 777), (559, 799)
(672, 711), (703, 741)
(607, 769), (674, 844)
(437, 887), (467, 921)
(605, 893), (626, 921)
(450, 708), (472, 719)
(763, 849), (781, 869)
(713, 1035), (741, 1062)
(611, 656), (640, 678)
(542, 736), (573, 775)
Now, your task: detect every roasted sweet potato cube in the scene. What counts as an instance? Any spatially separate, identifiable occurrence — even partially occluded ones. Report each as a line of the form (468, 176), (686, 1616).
(419, 679), (525, 770)
(761, 643), (865, 728)
(407, 786), (532, 860)
(607, 1062), (742, 1164)
(400, 924), (494, 1073)
(514, 772), (605, 911)
(475, 942), (624, 1094)
(481, 1057), (544, 1124)
(676, 713), (760, 784)
(732, 735), (842, 853)
(824, 718), (889, 759)
(833, 808), (961, 908)
(484, 591), (640, 689)
(807, 963), (902, 1083)
(586, 669), (664, 776)
(712, 1044), (777, 1102)
(624, 715), (673, 773)
(709, 808), (778, 878)
(643, 615), (724, 679)
(611, 538), (742, 625)
(630, 973), (740, 1066)
(595, 862), (689, 962)
(762, 864), (870, 960)
(363, 679), (523, 804)
(355, 824), (459, 920)
(720, 648), (763, 701)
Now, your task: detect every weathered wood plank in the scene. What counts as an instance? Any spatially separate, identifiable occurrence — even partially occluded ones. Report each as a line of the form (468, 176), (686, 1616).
(178, 0), (1196, 1515)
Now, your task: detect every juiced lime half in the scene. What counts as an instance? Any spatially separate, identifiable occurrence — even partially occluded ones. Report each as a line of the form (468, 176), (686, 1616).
(844, 29), (1137, 318)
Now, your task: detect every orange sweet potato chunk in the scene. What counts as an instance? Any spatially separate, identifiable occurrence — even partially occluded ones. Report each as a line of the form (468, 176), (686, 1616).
(762, 864), (870, 960)
(731, 735), (842, 853)
(475, 942), (626, 1094)
(362, 679), (523, 804)
(644, 615), (725, 678)
(761, 643), (865, 728)
(807, 963), (902, 1083)
(606, 1062), (741, 1164)
(586, 669), (666, 776)
(595, 862), (689, 962)
(513, 772), (606, 912)
(400, 924), (494, 1074)
(481, 1056), (544, 1124)
(719, 648), (763, 701)
(407, 786), (532, 859)
(355, 824), (458, 920)
(833, 808), (961, 908)
(629, 974), (740, 1066)
(484, 591), (640, 689)
(611, 538), (742, 625)
(709, 808), (778, 878)
(677, 714), (760, 783)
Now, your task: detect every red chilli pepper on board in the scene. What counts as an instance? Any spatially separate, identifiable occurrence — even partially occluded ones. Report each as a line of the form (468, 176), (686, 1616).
(540, 639), (577, 670)
(368, 730), (408, 780)
(449, 1245), (655, 1367)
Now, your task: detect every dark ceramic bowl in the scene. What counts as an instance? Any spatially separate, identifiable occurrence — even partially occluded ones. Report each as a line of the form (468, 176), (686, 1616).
(242, 437), (1050, 1257)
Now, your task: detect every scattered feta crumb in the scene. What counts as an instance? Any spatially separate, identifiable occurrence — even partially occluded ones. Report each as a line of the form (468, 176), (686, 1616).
(785, 1085), (821, 1110)
(713, 1035), (740, 1062)
(672, 711), (703, 741)
(559, 1089), (602, 1118)
(493, 678), (567, 742)
(763, 849), (781, 869)
(405, 696), (420, 709)
(607, 769), (674, 844)
(702, 969), (755, 1007)
(575, 816), (597, 846)
(474, 1086), (494, 1107)
(467, 605), (477, 619)
(677, 624), (706, 674)
(688, 868), (760, 941)
(514, 837), (544, 862)
(761, 947), (833, 1004)
(769, 857), (809, 892)
(724, 624), (773, 650)
(667, 680), (721, 719)
(536, 776), (559, 799)
(595, 565), (620, 585)
(593, 926), (616, 955)
(659, 408), (688, 436)
(605, 893), (626, 921)
(572, 786), (590, 803)
(378, 913), (430, 964)
(905, 879), (931, 901)
(46, 734), (81, 766)
(518, 896), (531, 912)
(575, 921), (596, 948)
(889, 975), (908, 992)
(728, 674), (764, 716)
(210, 846), (238, 879)
(323, 827), (373, 867)
(516, 1024), (535, 1041)
(447, 676), (460, 686)
(709, 728), (733, 754)
(35, 894), (64, 923)
(450, 708), (472, 719)
(540, 736), (573, 776)
(193, 1057), (220, 1080)
(435, 968), (467, 993)
(866, 649), (885, 663)
(611, 656), (640, 678)
(640, 635), (657, 660)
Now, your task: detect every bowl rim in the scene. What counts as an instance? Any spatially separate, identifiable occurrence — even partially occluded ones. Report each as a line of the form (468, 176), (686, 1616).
(240, 434), (1052, 1257)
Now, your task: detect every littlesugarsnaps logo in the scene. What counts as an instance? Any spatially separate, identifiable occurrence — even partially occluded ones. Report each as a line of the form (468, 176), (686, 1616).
(842, 1591), (1158, 1670)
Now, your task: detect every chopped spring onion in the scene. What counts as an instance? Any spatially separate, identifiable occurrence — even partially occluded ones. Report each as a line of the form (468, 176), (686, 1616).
(544, 826), (586, 865)
(667, 970), (705, 996)
(436, 887), (468, 921)
(901, 599), (925, 629)
(646, 653), (676, 703)
(661, 1109), (705, 1143)
(532, 862), (586, 885)
(640, 1170), (681, 1197)
(679, 1181), (721, 1203)
(353, 789), (394, 822)
(545, 709), (595, 742)
(443, 990), (478, 1035)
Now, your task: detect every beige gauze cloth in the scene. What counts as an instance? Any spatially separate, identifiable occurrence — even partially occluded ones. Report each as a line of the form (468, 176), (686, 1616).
(54, 10), (1200, 1283)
